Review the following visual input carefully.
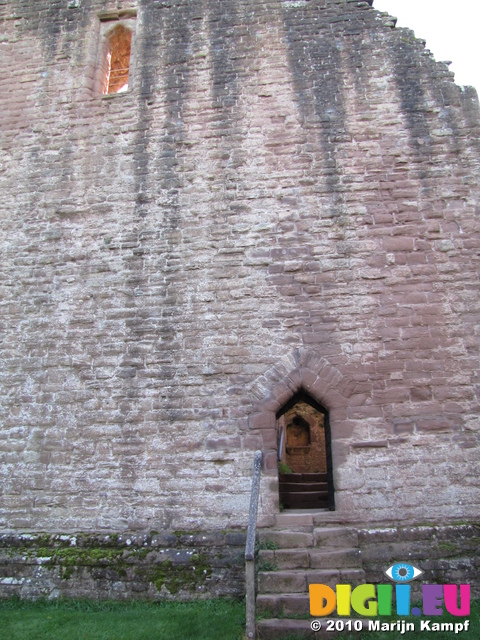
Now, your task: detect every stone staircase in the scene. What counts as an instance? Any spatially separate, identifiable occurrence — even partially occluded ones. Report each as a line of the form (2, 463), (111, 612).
(279, 473), (329, 510)
(256, 512), (366, 639)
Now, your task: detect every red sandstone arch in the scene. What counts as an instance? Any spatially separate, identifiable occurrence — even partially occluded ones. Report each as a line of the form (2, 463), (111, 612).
(247, 350), (364, 513)
(248, 349), (361, 474)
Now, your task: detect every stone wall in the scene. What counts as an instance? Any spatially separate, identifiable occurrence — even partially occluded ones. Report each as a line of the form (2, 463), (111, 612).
(0, 0), (479, 538)
(1, 523), (478, 601)
(0, 530), (246, 600)
(359, 523), (480, 599)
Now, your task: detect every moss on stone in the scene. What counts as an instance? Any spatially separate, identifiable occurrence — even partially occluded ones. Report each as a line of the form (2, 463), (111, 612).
(44, 547), (127, 579)
(16, 544), (155, 580)
(172, 530), (202, 538)
(135, 547), (151, 560)
(438, 542), (458, 553)
(146, 553), (212, 595)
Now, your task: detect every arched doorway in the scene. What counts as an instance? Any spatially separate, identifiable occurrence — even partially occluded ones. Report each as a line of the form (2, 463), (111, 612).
(277, 391), (334, 510)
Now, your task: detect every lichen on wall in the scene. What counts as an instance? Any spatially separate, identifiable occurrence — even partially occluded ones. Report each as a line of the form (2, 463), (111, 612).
(0, 531), (245, 600)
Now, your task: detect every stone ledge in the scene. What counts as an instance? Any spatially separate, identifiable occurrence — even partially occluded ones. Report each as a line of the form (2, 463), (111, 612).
(358, 522), (480, 597)
(0, 529), (247, 601)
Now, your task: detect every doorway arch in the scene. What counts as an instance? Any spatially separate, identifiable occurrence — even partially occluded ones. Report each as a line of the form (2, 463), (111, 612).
(277, 390), (335, 510)
(248, 350), (360, 516)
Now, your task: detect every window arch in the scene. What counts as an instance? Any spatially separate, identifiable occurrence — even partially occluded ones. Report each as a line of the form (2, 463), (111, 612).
(103, 24), (132, 95)
(92, 12), (137, 97)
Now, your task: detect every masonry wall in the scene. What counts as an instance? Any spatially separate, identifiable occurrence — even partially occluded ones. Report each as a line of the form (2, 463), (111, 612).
(359, 524), (480, 598)
(1, 523), (478, 600)
(1, 0), (480, 540)
(0, 530), (246, 600)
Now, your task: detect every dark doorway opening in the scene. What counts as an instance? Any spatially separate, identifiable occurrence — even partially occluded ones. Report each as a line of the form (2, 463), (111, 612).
(276, 391), (334, 510)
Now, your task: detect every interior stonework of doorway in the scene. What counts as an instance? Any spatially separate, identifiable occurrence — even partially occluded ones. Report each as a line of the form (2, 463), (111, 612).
(276, 392), (334, 511)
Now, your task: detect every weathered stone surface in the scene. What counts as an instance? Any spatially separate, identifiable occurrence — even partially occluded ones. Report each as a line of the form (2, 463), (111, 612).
(359, 524), (480, 597)
(258, 570), (307, 594)
(256, 519), (480, 635)
(269, 548), (310, 569)
(258, 530), (313, 549)
(314, 527), (358, 548)
(0, 531), (245, 600)
(0, 0), (479, 603)
(256, 593), (311, 617)
(309, 548), (361, 569)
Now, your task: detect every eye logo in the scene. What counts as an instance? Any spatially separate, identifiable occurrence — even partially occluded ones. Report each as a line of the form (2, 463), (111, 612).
(385, 563), (424, 583)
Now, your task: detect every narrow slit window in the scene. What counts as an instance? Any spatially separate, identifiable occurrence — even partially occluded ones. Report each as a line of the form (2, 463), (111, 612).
(103, 24), (132, 95)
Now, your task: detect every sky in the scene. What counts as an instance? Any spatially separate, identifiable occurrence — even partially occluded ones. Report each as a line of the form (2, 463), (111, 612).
(372, 0), (480, 93)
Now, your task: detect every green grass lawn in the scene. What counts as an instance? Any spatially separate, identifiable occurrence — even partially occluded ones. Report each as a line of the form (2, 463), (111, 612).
(0, 597), (246, 640)
(2, 597), (478, 640)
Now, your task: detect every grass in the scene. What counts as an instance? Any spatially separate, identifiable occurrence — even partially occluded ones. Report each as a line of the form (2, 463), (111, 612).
(0, 597), (246, 640)
(2, 596), (478, 640)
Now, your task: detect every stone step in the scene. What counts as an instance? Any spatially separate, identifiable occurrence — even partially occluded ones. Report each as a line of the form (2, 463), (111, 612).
(258, 526), (359, 549)
(309, 547), (362, 569)
(257, 593), (311, 617)
(274, 513), (316, 527)
(257, 568), (365, 594)
(280, 494), (329, 509)
(257, 593), (373, 619)
(279, 482), (328, 492)
(257, 618), (315, 639)
(272, 511), (346, 527)
(312, 512), (355, 525)
(280, 491), (328, 501)
(314, 526), (358, 548)
(259, 548), (310, 570)
(258, 547), (361, 570)
(279, 473), (328, 483)
(258, 530), (313, 549)
(256, 524), (365, 639)
(256, 618), (369, 639)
